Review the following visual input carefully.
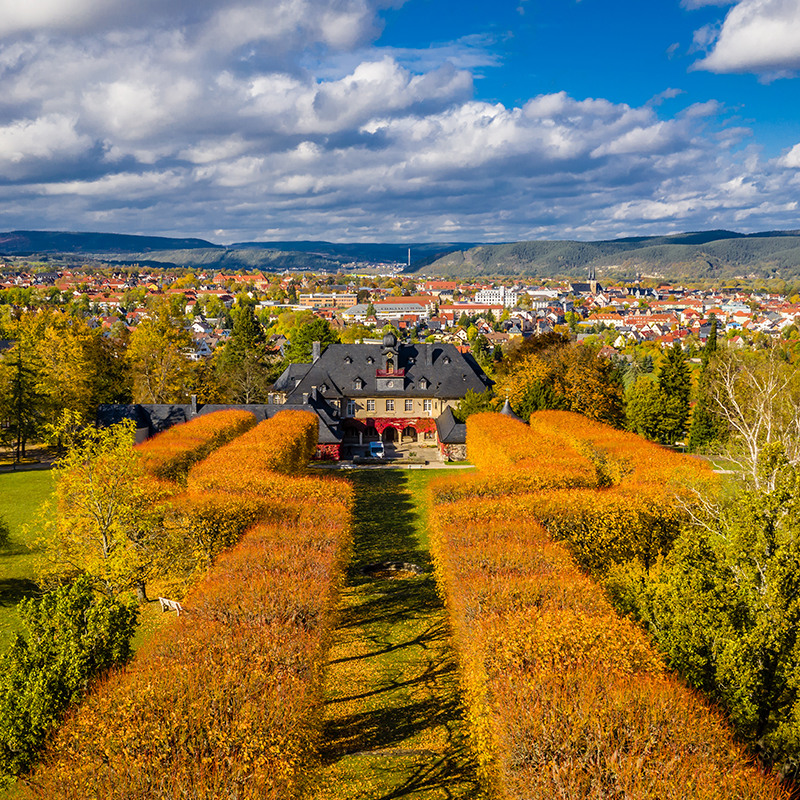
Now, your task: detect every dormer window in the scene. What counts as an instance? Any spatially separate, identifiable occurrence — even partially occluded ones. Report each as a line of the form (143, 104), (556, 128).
(320, 383), (328, 393)
(443, 356), (451, 364)
(419, 378), (428, 390)
(354, 378), (363, 390)
(366, 357), (374, 364)
(344, 356), (352, 364)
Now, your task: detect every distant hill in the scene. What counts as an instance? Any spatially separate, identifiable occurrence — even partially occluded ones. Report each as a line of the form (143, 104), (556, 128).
(0, 230), (219, 255)
(417, 230), (800, 281)
(5, 228), (800, 281)
(0, 231), (472, 272)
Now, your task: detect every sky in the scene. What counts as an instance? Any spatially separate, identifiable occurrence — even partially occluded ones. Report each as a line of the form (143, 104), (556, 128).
(0, 0), (799, 244)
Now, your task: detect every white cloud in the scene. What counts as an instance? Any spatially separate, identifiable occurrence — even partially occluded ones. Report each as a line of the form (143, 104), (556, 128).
(692, 0), (800, 75)
(0, 0), (797, 241)
(779, 143), (800, 167)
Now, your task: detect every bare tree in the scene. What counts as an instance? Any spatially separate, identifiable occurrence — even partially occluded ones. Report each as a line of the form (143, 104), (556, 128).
(709, 347), (800, 491)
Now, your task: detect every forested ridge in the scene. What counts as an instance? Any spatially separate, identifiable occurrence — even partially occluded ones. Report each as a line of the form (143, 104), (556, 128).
(419, 230), (800, 280)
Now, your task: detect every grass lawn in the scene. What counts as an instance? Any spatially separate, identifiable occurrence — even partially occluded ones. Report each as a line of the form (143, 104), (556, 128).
(0, 470), (56, 650)
(312, 469), (484, 800)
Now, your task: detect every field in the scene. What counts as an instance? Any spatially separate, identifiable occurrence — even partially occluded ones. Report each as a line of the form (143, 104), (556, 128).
(0, 470), (54, 650)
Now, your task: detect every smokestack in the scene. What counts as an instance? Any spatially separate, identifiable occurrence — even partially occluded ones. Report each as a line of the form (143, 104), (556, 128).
(312, 341), (321, 362)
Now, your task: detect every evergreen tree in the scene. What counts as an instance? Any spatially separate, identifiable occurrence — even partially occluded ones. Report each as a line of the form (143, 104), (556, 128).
(688, 318), (721, 452)
(283, 318), (340, 364)
(657, 342), (690, 445)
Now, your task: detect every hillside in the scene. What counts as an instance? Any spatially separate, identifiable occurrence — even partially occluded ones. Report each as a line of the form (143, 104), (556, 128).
(0, 230), (219, 255)
(417, 230), (800, 281)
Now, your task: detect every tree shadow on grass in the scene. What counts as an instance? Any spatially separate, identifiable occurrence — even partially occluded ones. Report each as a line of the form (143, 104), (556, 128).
(319, 470), (484, 798)
(0, 578), (39, 607)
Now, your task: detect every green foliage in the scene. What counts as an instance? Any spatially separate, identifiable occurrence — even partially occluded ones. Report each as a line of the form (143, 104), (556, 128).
(283, 317), (340, 363)
(452, 388), (495, 422)
(657, 343), (690, 444)
(632, 446), (800, 769)
(0, 576), (137, 784)
(42, 420), (171, 601)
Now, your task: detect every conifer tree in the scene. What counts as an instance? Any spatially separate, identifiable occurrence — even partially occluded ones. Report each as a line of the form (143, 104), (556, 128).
(657, 342), (690, 445)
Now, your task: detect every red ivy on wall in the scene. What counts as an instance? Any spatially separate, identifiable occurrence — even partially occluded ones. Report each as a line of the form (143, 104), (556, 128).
(314, 444), (342, 461)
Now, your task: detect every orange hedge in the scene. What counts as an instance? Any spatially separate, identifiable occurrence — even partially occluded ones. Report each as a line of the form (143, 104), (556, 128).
(23, 408), (352, 799)
(135, 410), (256, 483)
(430, 500), (785, 799)
(427, 412), (784, 798)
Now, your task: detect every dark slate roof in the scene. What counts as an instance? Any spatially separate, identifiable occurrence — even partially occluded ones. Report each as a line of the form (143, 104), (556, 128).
(97, 404), (151, 429)
(435, 406), (466, 444)
(272, 363), (312, 393)
(280, 341), (492, 404)
(499, 398), (524, 423)
(97, 400), (342, 445)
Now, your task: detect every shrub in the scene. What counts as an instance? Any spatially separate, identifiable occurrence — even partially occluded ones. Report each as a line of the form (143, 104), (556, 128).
(427, 411), (786, 798)
(430, 507), (786, 799)
(0, 577), (137, 786)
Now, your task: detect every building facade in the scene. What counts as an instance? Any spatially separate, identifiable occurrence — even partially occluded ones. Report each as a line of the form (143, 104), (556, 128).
(272, 332), (493, 454)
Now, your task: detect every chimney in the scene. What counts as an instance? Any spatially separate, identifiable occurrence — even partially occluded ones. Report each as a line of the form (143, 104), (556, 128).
(190, 394), (197, 416)
(312, 341), (321, 362)
(425, 346), (432, 367)
(302, 392), (309, 404)
(311, 386), (318, 401)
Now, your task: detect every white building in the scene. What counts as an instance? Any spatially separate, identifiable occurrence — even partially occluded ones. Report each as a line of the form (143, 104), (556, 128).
(474, 286), (518, 307)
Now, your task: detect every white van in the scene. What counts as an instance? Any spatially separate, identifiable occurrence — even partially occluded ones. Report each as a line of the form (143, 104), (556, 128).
(368, 441), (385, 459)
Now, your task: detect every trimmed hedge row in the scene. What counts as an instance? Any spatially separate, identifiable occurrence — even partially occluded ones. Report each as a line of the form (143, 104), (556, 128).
(23, 410), (352, 800)
(429, 412), (785, 799)
(136, 410), (257, 483)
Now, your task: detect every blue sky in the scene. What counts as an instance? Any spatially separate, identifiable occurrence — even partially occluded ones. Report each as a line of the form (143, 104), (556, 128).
(0, 0), (798, 243)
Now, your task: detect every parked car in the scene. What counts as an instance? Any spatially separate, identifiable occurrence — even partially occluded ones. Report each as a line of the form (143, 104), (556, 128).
(369, 441), (385, 458)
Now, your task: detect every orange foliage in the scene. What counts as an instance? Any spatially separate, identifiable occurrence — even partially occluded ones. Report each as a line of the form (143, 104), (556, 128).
(135, 409), (256, 483)
(23, 407), (352, 799)
(428, 412), (785, 798)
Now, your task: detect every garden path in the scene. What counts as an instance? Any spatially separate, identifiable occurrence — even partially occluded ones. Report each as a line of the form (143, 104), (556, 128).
(311, 469), (484, 800)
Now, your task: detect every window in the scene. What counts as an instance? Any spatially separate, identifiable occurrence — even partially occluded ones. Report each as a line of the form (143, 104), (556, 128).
(405, 399), (413, 412)
(419, 378), (428, 389)
(354, 378), (363, 390)
(367, 399), (375, 412)
(386, 399), (395, 412)
(346, 400), (356, 417)
(423, 399), (432, 412)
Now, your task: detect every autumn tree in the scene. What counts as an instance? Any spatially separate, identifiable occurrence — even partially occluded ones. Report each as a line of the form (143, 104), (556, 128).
(126, 297), (193, 403)
(41, 420), (172, 603)
(493, 337), (622, 426)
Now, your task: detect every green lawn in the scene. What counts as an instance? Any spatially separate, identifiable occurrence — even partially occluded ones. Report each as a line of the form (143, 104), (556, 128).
(312, 469), (484, 800)
(0, 470), (55, 650)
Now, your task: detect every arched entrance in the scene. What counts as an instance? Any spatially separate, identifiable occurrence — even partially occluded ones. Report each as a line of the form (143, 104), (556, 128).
(382, 427), (398, 443)
(402, 426), (418, 443)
